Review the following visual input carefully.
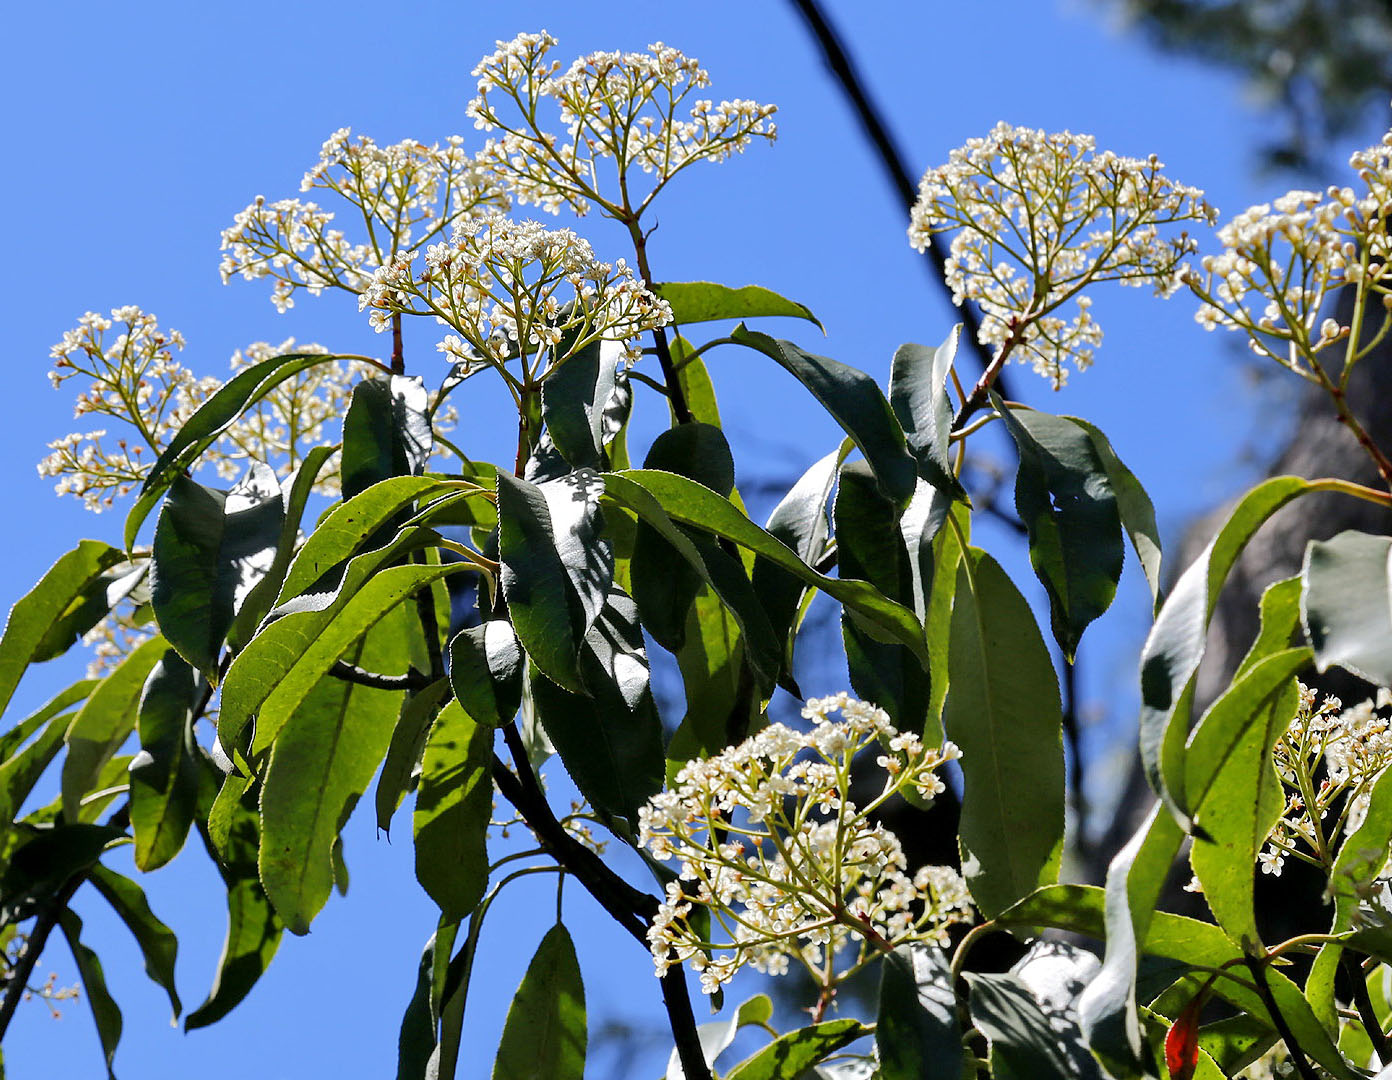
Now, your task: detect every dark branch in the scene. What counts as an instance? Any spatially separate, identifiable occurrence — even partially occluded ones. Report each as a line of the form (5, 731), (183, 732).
(788, 0), (1011, 397)
(1244, 956), (1319, 1080)
(329, 660), (431, 691)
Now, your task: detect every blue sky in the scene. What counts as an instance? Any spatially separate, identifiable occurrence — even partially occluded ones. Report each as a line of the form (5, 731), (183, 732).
(0, 1), (1373, 1077)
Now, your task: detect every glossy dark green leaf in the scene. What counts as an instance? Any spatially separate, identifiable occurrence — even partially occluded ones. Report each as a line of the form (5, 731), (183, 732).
(998, 401), (1123, 660)
(127, 351), (338, 548)
(606, 470), (927, 666)
(448, 621), (523, 728)
(492, 923), (586, 1080)
(222, 550), (458, 754)
(0, 682), (92, 847)
(1302, 530), (1392, 686)
(666, 586), (758, 775)
(497, 471), (612, 694)
(0, 823), (124, 922)
(58, 909), (122, 1078)
(396, 918), (460, 1080)
(889, 327), (968, 500)
(88, 863), (181, 1021)
(414, 701), (493, 919)
(341, 375), (432, 499)
(724, 1018), (868, 1080)
(150, 465), (284, 678)
(1140, 476), (1316, 825)
(376, 678), (452, 835)
(0, 540), (124, 717)
(33, 561), (145, 664)
(644, 423), (736, 496)
(129, 650), (204, 871)
(965, 972), (1081, 1080)
(654, 280), (823, 330)
(258, 619), (405, 935)
(60, 634), (167, 820)
(542, 339), (622, 470)
(730, 325), (917, 506)
(186, 784), (283, 1029)
(532, 591), (665, 823)
(877, 946), (962, 1080)
(1069, 418), (1164, 608)
(943, 548), (1063, 916)
(228, 444), (336, 650)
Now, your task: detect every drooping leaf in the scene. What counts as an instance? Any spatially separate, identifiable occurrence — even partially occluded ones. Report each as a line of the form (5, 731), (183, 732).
(58, 909), (122, 1078)
(889, 327), (968, 500)
(61, 634), (167, 820)
(491, 923), (586, 1080)
(531, 591), (665, 823)
(448, 621), (523, 729)
(1139, 476), (1317, 824)
(666, 585), (758, 775)
(724, 1019), (869, 1080)
(127, 350), (338, 548)
(729, 325), (917, 506)
(258, 620), (404, 934)
(923, 502), (967, 745)
(877, 946), (962, 1080)
(541, 339), (623, 471)
(965, 972), (1079, 1080)
(1302, 530), (1392, 686)
(186, 784), (283, 1029)
(0, 684), (92, 860)
(396, 918), (460, 1080)
(150, 464), (284, 678)
(88, 863), (181, 1021)
(668, 335), (725, 427)
(341, 375), (432, 499)
(413, 701), (493, 919)
(129, 650), (207, 871)
(375, 678), (452, 835)
(998, 400), (1124, 661)
(0, 540), (124, 717)
(32, 561), (146, 664)
(943, 548), (1064, 916)
(654, 281), (823, 330)
(0, 823), (125, 923)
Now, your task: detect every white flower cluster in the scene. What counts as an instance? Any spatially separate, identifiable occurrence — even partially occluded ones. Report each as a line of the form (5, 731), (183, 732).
(909, 123), (1215, 387)
(638, 693), (971, 994)
(468, 32), (776, 218)
(1192, 130), (1392, 374)
(360, 216), (671, 375)
(1261, 683), (1392, 878)
(220, 129), (509, 312)
(39, 308), (219, 511)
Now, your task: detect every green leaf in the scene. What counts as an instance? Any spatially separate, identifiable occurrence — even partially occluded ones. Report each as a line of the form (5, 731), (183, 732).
(58, 909), (122, 1078)
(396, 919), (460, 1080)
(61, 635), (167, 820)
(127, 351), (338, 548)
(129, 650), (205, 871)
(644, 423), (736, 497)
(666, 586), (758, 774)
(0, 679), (92, 763)
(923, 502), (967, 745)
(729, 325), (917, 506)
(186, 784), (283, 1029)
(532, 591), (665, 823)
(32, 561), (145, 664)
(1302, 530), (1392, 686)
(724, 1018), (868, 1080)
(88, 863), (181, 1021)
(0, 540), (124, 717)
(0, 823), (124, 922)
(221, 542), (458, 754)
(669, 336), (725, 427)
(150, 465), (284, 678)
(998, 401), (1124, 660)
(834, 461), (929, 732)
(653, 281), (823, 330)
(541, 339), (622, 470)
(0, 685), (92, 859)
(448, 621), (523, 728)
(376, 678), (452, 835)
(413, 700), (493, 919)
(1186, 652), (1306, 946)
(1236, 576), (1304, 681)
(258, 619), (404, 935)
(877, 946), (962, 1080)
(965, 973), (1077, 1080)
(492, 923), (586, 1080)
(943, 548), (1064, 916)
(1140, 476), (1316, 824)
(228, 444), (336, 650)
(889, 328), (968, 500)
(1069, 419), (1164, 609)
(606, 470), (928, 666)
(497, 472), (613, 694)
(341, 375), (432, 499)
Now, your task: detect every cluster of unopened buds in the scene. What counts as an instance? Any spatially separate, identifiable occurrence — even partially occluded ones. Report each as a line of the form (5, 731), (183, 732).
(909, 122), (1215, 387)
(638, 693), (972, 994)
(1258, 683), (1392, 879)
(468, 31), (776, 218)
(1189, 128), (1392, 375)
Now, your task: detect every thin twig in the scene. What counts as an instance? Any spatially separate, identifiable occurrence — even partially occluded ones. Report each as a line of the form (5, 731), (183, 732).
(328, 659), (432, 692)
(1343, 950), (1391, 1064)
